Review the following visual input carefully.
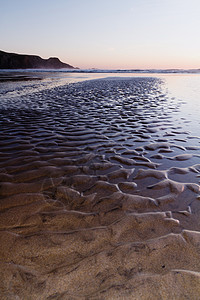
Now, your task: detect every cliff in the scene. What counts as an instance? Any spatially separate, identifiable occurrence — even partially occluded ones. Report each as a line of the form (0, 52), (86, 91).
(0, 50), (75, 69)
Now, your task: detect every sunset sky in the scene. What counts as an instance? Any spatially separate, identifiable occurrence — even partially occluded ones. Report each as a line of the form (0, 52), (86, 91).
(1, 0), (200, 69)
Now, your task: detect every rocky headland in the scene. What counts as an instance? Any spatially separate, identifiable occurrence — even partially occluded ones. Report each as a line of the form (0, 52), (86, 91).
(0, 50), (75, 69)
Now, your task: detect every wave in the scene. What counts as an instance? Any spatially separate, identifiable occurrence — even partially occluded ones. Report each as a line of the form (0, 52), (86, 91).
(1, 68), (200, 74)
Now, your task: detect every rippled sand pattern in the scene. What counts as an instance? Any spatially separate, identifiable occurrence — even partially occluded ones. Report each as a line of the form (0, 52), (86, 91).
(1, 77), (200, 299)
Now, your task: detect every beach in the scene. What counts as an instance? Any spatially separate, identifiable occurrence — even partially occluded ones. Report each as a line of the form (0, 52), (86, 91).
(0, 73), (200, 299)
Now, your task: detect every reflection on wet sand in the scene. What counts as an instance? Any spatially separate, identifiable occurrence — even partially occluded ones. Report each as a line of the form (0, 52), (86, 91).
(0, 77), (200, 299)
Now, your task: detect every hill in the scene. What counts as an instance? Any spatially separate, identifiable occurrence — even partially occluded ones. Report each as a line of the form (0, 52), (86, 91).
(0, 50), (75, 69)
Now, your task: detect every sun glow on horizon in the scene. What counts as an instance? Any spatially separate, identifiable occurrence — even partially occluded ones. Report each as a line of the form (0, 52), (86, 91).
(1, 0), (200, 69)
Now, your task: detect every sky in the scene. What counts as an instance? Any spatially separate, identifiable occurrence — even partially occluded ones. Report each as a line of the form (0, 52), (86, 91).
(1, 0), (200, 69)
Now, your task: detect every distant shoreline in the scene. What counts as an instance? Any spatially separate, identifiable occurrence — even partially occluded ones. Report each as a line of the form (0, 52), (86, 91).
(0, 50), (75, 70)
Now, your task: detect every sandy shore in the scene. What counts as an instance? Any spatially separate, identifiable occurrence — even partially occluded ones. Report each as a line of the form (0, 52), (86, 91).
(0, 71), (42, 82)
(0, 77), (200, 299)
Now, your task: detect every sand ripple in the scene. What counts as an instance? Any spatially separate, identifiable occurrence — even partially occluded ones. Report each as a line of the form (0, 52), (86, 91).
(0, 78), (200, 299)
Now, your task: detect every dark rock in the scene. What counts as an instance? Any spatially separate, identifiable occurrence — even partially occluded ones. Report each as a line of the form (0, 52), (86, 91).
(0, 50), (76, 69)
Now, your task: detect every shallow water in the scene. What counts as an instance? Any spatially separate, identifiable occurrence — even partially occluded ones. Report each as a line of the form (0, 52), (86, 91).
(0, 73), (200, 299)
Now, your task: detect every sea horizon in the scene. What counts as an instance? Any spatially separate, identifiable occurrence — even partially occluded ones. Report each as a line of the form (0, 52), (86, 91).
(1, 67), (200, 74)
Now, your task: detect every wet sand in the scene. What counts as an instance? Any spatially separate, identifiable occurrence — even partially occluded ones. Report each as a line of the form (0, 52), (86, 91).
(0, 77), (200, 299)
(0, 73), (42, 82)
